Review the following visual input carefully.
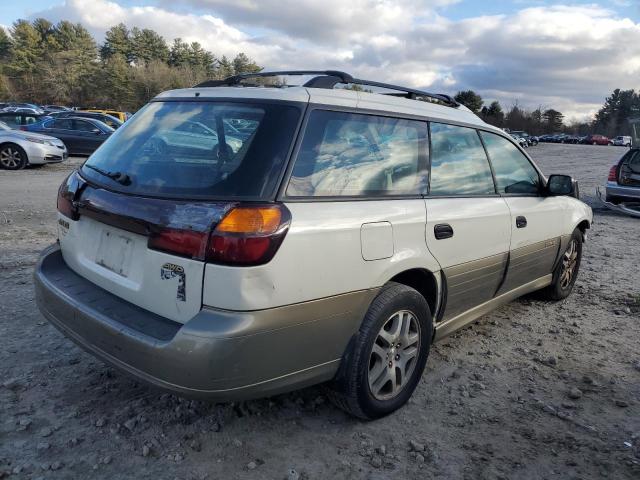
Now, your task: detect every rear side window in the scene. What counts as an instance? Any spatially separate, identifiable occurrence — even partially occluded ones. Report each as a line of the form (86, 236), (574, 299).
(287, 110), (429, 197)
(74, 120), (96, 132)
(429, 123), (495, 196)
(53, 119), (73, 129)
(0, 115), (21, 128)
(82, 101), (301, 199)
(480, 132), (540, 194)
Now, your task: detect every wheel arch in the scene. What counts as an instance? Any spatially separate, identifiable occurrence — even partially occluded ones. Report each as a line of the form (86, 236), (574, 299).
(387, 268), (440, 320)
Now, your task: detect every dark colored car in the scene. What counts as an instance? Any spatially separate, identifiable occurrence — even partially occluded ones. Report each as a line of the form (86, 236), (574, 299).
(50, 111), (123, 129)
(23, 117), (114, 155)
(0, 111), (50, 129)
(42, 105), (72, 114)
(585, 134), (610, 146)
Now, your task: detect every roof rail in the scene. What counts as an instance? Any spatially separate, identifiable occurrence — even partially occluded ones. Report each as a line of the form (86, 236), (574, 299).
(193, 70), (459, 108)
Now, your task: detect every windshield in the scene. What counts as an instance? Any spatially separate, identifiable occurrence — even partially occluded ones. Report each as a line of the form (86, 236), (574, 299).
(81, 100), (301, 199)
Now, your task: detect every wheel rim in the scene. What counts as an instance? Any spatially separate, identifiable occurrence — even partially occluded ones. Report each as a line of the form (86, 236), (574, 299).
(0, 147), (22, 168)
(368, 310), (421, 401)
(559, 239), (578, 289)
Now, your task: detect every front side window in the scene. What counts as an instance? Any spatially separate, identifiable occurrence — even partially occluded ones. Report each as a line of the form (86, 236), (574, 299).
(74, 120), (96, 132)
(287, 110), (429, 197)
(480, 131), (540, 194)
(429, 123), (495, 196)
(82, 101), (301, 199)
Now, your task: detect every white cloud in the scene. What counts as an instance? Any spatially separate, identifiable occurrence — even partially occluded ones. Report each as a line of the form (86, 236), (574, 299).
(27, 0), (640, 120)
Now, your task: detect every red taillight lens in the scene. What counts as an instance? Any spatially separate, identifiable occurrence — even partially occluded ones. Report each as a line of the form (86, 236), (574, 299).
(207, 204), (290, 266)
(148, 229), (208, 259)
(608, 165), (617, 182)
(57, 185), (77, 220)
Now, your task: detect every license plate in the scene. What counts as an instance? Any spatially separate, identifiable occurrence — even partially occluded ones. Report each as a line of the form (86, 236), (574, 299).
(95, 230), (134, 277)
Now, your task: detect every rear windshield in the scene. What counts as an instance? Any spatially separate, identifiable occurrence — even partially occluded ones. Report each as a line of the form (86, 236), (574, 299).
(81, 100), (301, 199)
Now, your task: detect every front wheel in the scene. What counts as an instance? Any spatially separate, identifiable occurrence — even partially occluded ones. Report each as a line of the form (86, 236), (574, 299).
(328, 283), (432, 419)
(0, 144), (27, 170)
(541, 229), (582, 301)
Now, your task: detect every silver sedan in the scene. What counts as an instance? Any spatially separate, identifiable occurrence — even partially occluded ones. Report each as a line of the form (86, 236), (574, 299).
(0, 121), (68, 170)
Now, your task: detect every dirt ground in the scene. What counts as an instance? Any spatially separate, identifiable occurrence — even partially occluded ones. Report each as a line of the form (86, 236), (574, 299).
(1, 144), (639, 480)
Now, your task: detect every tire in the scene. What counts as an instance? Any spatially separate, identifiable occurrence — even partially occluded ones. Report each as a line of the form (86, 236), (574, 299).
(0, 143), (27, 170)
(327, 282), (433, 419)
(592, 141), (597, 146)
(541, 229), (582, 301)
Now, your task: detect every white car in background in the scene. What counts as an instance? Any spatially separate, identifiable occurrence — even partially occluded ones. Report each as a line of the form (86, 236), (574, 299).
(0, 120), (68, 170)
(610, 135), (632, 147)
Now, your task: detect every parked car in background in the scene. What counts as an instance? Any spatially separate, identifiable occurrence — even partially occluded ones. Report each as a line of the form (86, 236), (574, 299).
(23, 116), (113, 155)
(2, 107), (45, 115)
(51, 110), (123, 129)
(603, 148), (640, 203)
(85, 109), (132, 122)
(510, 133), (528, 148)
(0, 120), (67, 170)
(0, 111), (50, 129)
(42, 105), (72, 114)
(509, 131), (538, 146)
(33, 70), (592, 419)
(585, 134), (610, 145)
(610, 135), (632, 147)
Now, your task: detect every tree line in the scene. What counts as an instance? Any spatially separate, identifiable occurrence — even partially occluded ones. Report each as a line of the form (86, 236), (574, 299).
(0, 19), (261, 111)
(454, 89), (640, 137)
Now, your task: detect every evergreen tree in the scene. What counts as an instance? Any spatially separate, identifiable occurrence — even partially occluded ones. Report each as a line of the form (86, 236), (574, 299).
(454, 90), (483, 114)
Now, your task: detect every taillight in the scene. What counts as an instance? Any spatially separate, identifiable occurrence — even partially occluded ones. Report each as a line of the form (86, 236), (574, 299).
(57, 183), (78, 220)
(148, 229), (208, 259)
(207, 204), (291, 266)
(147, 204), (291, 266)
(608, 165), (617, 182)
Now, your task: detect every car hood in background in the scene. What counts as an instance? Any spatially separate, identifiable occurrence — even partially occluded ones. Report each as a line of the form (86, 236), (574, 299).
(1, 130), (65, 144)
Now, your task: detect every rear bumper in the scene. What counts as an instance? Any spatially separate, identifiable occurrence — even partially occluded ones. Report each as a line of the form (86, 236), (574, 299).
(34, 244), (374, 400)
(605, 181), (640, 201)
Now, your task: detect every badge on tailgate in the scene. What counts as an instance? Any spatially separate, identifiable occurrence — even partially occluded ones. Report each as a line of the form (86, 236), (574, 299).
(160, 263), (186, 301)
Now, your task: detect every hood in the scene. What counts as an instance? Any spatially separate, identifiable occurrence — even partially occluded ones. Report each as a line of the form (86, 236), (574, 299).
(2, 129), (64, 144)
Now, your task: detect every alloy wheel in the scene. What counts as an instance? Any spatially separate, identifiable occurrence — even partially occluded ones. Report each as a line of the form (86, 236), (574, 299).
(0, 147), (23, 169)
(560, 239), (578, 289)
(368, 310), (421, 401)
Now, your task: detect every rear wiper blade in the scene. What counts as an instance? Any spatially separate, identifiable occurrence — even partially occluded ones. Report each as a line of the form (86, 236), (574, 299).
(84, 164), (131, 186)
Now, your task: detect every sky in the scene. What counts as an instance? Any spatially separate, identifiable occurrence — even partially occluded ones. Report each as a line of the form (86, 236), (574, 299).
(2, 0), (640, 121)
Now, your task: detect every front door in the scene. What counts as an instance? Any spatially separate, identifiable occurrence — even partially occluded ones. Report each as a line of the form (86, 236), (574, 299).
(478, 131), (565, 294)
(425, 123), (511, 320)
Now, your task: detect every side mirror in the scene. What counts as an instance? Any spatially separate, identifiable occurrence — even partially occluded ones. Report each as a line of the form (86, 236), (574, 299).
(547, 174), (577, 197)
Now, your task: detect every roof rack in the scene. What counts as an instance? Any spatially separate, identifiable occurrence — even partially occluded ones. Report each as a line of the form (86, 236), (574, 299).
(193, 70), (459, 108)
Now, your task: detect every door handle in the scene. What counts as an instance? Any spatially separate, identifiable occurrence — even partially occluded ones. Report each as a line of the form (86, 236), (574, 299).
(434, 223), (454, 240)
(516, 216), (527, 228)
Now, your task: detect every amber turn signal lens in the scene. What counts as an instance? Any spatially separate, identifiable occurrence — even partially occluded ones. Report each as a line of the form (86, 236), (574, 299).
(216, 206), (282, 235)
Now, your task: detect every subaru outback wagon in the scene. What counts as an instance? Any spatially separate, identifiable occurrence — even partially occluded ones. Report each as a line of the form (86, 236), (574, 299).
(35, 70), (592, 419)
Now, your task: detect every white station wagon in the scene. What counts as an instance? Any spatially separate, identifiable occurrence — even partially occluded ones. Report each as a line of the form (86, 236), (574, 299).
(35, 71), (592, 419)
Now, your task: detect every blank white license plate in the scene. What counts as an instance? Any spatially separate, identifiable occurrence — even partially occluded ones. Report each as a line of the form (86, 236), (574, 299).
(95, 229), (135, 277)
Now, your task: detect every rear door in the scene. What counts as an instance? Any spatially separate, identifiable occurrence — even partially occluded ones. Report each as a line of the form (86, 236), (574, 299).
(424, 123), (511, 320)
(72, 119), (105, 153)
(479, 131), (565, 293)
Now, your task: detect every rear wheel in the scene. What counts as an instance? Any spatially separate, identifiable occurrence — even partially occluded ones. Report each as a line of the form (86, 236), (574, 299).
(0, 144), (27, 170)
(328, 282), (432, 419)
(541, 229), (582, 301)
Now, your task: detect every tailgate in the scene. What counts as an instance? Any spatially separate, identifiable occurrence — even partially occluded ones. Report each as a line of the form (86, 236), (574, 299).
(57, 172), (232, 324)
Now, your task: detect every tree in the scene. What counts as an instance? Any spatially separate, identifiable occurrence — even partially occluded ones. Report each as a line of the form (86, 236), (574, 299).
(0, 28), (12, 62)
(101, 24), (131, 62)
(481, 100), (504, 127)
(232, 52), (261, 75)
(543, 109), (564, 132)
(130, 27), (169, 65)
(454, 90), (483, 114)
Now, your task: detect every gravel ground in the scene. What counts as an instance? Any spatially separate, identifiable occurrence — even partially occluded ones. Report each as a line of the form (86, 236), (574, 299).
(1, 144), (639, 480)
